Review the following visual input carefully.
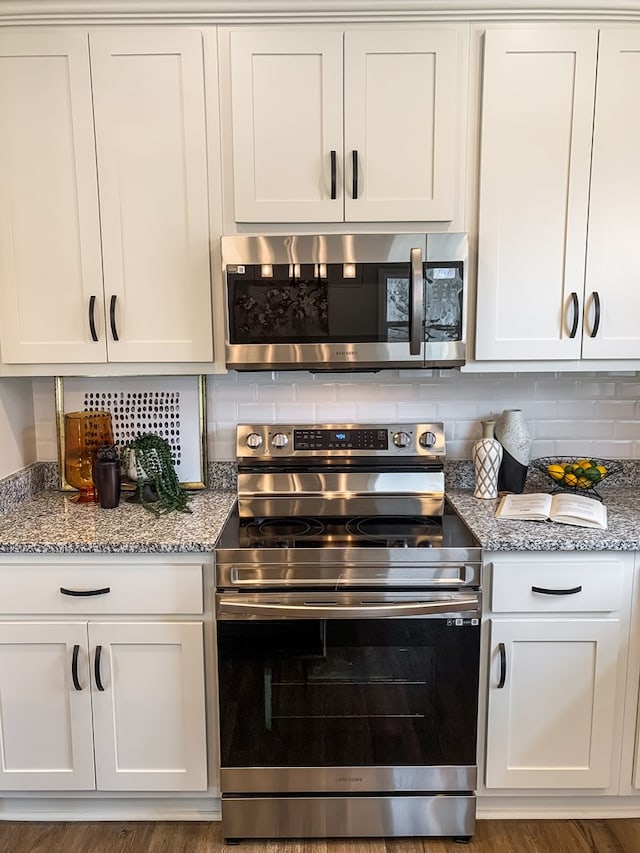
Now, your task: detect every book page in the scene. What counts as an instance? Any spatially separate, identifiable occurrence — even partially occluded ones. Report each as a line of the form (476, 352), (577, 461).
(496, 493), (553, 520)
(549, 493), (607, 528)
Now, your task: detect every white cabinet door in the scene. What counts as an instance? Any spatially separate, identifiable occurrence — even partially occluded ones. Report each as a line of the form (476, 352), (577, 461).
(476, 29), (598, 360)
(582, 29), (640, 359)
(230, 29), (344, 223)
(0, 30), (106, 364)
(90, 621), (207, 791)
(486, 618), (620, 789)
(344, 28), (461, 222)
(0, 622), (95, 790)
(90, 29), (213, 362)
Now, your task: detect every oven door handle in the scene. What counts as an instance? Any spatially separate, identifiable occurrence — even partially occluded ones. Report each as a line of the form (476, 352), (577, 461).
(217, 596), (480, 620)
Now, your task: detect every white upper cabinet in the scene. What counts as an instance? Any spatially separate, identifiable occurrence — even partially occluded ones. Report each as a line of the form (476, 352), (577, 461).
(582, 30), (640, 359)
(230, 29), (343, 223)
(0, 31), (105, 364)
(227, 26), (466, 223)
(476, 27), (640, 363)
(0, 28), (213, 365)
(475, 29), (598, 361)
(90, 29), (212, 363)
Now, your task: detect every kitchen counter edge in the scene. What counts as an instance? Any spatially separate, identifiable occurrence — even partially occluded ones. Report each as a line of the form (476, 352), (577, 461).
(447, 487), (640, 551)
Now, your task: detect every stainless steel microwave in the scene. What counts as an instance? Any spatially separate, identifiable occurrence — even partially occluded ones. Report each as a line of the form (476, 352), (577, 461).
(221, 233), (468, 372)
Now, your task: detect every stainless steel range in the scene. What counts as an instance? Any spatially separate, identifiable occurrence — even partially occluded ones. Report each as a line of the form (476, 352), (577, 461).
(215, 423), (482, 843)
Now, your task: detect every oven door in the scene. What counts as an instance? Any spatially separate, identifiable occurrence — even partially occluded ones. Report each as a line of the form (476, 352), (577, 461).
(222, 233), (467, 371)
(216, 590), (481, 795)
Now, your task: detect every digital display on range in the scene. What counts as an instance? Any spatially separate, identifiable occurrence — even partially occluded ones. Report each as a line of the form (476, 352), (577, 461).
(294, 429), (388, 451)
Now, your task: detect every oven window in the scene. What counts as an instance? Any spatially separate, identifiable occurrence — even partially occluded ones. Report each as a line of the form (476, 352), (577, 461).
(217, 618), (479, 768)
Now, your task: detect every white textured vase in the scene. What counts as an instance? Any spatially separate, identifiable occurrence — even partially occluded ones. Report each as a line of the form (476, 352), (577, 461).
(494, 409), (532, 494)
(473, 420), (503, 499)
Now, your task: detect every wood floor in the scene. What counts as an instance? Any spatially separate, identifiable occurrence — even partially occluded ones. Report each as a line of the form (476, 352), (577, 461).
(0, 819), (639, 853)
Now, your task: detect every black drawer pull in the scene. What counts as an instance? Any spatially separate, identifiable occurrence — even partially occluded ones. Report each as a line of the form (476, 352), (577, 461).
(60, 586), (111, 598)
(497, 642), (506, 689)
(94, 644), (105, 691)
(60, 586), (111, 597)
(71, 644), (82, 691)
(532, 585), (583, 596)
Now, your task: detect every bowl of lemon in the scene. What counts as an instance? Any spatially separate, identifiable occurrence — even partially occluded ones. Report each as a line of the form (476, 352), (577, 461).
(532, 457), (618, 500)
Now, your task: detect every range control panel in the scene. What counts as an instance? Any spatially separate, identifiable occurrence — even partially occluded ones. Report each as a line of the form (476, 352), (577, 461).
(294, 428), (388, 451)
(237, 423), (445, 459)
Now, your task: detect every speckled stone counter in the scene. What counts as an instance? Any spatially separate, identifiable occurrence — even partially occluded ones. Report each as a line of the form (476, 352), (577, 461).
(447, 487), (640, 551)
(0, 488), (237, 554)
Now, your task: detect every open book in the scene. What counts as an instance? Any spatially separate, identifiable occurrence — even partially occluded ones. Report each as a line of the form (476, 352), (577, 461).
(495, 492), (607, 530)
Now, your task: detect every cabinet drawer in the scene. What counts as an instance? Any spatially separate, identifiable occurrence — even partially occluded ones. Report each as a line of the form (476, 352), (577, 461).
(491, 556), (626, 613)
(0, 559), (203, 615)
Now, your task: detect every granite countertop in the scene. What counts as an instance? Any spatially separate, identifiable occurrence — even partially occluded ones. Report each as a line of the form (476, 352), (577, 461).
(0, 488), (237, 554)
(447, 486), (640, 551)
(1, 478), (639, 555)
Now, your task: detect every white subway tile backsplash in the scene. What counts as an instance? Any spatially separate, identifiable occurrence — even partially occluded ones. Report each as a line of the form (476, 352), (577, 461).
(316, 402), (357, 422)
(395, 402), (439, 421)
(236, 402), (278, 422)
(336, 383), (381, 402)
(273, 403), (317, 422)
(33, 371), (640, 464)
(354, 403), (397, 422)
(256, 384), (297, 402)
(595, 400), (638, 419)
(296, 382), (337, 402)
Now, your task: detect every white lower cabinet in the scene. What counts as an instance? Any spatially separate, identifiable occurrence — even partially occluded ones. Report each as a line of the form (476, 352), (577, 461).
(483, 552), (634, 795)
(0, 557), (208, 793)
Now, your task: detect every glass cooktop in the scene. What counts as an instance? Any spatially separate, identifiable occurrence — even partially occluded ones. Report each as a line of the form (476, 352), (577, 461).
(238, 515), (443, 549)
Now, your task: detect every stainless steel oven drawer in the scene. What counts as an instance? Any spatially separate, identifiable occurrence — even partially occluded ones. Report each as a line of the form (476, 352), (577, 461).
(221, 793), (475, 840)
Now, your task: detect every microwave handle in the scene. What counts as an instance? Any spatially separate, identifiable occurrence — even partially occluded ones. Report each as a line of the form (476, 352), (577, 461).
(409, 247), (424, 356)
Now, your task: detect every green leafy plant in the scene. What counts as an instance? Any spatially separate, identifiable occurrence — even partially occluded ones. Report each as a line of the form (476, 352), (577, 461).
(123, 433), (191, 517)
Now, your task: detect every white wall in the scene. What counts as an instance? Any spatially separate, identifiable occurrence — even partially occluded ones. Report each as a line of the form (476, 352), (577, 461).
(0, 378), (36, 477)
(32, 370), (640, 464)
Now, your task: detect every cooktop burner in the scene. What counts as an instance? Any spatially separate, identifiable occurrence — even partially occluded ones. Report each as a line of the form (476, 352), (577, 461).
(238, 515), (443, 549)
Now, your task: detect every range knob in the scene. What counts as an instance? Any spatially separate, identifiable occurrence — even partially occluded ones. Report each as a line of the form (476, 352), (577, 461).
(419, 431), (437, 449)
(245, 432), (263, 450)
(392, 431), (412, 449)
(271, 432), (289, 449)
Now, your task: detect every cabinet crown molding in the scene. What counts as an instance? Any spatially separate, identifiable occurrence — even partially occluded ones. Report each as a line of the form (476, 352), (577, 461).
(4, 1), (640, 25)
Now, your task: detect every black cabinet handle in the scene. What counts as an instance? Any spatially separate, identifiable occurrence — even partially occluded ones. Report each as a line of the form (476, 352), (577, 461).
(590, 291), (601, 338)
(352, 150), (359, 199)
(532, 585), (583, 596)
(569, 292), (579, 338)
(71, 644), (82, 691)
(497, 642), (506, 689)
(60, 586), (111, 597)
(88, 295), (99, 342)
(330, 150), (337, 200)
(94, 645), (105, 691)
(109, 294), (119, 341)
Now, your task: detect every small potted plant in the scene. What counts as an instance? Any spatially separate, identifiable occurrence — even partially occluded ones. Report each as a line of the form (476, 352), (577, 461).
(123, 433), (191, 517)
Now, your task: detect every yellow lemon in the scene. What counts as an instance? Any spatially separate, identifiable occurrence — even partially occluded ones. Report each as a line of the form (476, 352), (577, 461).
(577, 476), (593, 488)
(563, 472), (578, 487)
(596, 465), (608, 476)
(547, 464), (565, 481)
(576, 459), (593, 469)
